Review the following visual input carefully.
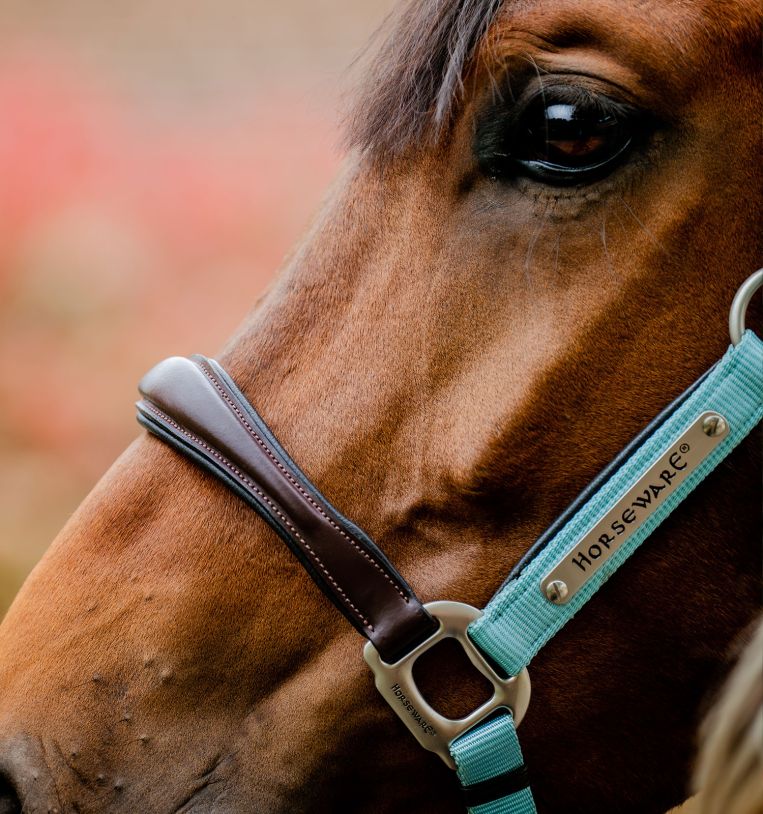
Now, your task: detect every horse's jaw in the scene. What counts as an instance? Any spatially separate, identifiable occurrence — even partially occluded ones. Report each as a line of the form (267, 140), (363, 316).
(0, 433), (460, 814)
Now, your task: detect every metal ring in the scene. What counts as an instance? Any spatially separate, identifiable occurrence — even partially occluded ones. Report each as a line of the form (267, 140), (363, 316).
(729, 269), (763, 346)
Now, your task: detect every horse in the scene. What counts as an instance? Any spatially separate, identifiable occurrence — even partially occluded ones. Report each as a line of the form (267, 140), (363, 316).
(0, 0), (760, 812)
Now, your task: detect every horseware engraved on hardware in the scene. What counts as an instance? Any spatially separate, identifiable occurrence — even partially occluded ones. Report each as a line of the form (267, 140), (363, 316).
(363, 601), (531, 768)
(541, 412), (730, 604)
(389, 683), (438, 737)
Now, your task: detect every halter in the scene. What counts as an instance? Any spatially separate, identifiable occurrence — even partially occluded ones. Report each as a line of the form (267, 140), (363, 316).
(136, 270), (762, 813)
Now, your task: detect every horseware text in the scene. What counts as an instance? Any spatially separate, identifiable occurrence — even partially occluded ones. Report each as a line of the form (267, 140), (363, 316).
(390, 683), (437, 737)
(571, 450), (687, 572)
(541, 412), (729, 602)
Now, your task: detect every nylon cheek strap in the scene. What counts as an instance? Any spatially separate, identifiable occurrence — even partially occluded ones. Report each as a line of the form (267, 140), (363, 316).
(449, 330), (763, 812)
(470, 330), (763, 676)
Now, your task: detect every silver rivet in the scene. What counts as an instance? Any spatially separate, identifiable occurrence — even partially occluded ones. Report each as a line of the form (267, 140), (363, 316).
(702, 414), (728, 437)
(545, 580), (569, 604)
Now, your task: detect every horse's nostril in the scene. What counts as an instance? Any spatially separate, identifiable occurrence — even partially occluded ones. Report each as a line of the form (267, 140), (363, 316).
(0, 773), (21, 814)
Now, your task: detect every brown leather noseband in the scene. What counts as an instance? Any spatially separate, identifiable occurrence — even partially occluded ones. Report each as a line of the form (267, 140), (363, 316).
(136, 355), (438, 663)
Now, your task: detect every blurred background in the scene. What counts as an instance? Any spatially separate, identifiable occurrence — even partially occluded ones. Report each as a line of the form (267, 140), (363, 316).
(0, 0), (395, 614)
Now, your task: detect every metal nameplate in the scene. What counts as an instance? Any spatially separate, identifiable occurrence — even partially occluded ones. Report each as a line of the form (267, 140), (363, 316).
(541, 412), (729, 604)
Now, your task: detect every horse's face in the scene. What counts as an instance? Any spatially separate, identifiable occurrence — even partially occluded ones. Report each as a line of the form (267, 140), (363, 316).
(0, 1), (760, 812)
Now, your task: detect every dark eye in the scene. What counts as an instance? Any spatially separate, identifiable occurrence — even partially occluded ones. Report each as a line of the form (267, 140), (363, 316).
(477, 85), (644, 186)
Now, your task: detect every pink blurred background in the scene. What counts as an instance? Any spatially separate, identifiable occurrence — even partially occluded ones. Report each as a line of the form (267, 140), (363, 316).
(0, 0), (394, 612)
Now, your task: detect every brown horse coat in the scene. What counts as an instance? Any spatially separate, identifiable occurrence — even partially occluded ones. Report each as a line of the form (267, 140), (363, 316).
(0, 0), (760, 812)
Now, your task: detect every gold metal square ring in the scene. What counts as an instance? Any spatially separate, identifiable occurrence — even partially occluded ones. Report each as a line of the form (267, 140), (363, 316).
(363, 601), (531, 769)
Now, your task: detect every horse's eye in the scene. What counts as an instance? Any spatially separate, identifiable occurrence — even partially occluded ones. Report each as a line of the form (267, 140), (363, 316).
(479, 87), (643, 186)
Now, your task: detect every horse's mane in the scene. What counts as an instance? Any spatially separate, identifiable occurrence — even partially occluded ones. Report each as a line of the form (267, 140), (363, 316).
(694, 616), (763, 814)
(346, 0), (505, 156)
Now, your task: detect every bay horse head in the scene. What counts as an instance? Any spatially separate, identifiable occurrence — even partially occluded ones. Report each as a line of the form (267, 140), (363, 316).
(0, 1), (760, 812)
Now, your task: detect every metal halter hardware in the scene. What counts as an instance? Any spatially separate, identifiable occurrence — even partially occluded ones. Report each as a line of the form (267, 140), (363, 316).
(363, 602), (531, 769)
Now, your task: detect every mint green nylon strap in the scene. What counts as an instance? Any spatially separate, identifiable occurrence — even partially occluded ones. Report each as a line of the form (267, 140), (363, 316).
(451, 713), (536, 814)
(470, 330), (763, 677)
(448, 332), (761, 813)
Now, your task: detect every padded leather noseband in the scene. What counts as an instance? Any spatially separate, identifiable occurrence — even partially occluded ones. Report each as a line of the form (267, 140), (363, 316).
(136, 355), (438, 663)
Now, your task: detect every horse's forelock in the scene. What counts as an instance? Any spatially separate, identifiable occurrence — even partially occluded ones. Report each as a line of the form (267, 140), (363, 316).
(346, 0), (505, 158)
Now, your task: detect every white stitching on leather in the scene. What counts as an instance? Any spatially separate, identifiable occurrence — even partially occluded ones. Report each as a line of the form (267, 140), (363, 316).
(141, 403), (373, 631)
(198, 362), (409, 603)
